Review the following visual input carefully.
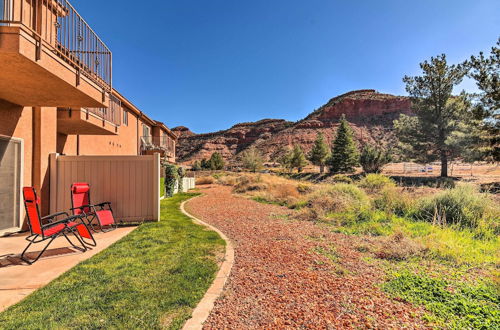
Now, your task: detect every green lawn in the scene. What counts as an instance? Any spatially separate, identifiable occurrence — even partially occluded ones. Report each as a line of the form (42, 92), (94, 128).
(0, 193), (225, 329)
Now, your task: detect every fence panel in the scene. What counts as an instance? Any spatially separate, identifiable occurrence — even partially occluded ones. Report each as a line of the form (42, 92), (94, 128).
(50, 153), (160, 223)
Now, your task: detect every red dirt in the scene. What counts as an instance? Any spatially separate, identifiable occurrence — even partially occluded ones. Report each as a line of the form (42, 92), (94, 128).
(185, 185), (428, 329)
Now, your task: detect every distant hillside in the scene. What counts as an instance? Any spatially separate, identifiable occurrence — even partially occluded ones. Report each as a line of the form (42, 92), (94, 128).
(172, 90), (412, 165)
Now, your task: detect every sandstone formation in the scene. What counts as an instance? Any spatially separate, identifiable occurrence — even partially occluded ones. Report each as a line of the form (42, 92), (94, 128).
(172, 90), (412, 164)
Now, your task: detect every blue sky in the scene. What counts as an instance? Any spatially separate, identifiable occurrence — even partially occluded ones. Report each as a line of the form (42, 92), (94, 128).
(76, 0), (499, 133)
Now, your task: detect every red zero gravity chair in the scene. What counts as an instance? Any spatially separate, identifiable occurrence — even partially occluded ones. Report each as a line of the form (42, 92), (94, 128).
(22, 187), (96, 264)
(70, 183), (117, 232)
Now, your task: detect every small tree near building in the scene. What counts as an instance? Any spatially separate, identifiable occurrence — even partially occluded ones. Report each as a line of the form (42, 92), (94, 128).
(241, 147), (264, 172)
(327, 115), (360, 173)
(209, 152), (225, 170)
(290, 145), (308, 173)
(308, 132), (330, 173)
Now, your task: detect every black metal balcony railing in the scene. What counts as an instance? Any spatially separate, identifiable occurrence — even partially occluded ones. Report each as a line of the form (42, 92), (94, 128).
(1, 0), (112, 91)
(84, 93), (121, 126)
(141, 136), (176, 155)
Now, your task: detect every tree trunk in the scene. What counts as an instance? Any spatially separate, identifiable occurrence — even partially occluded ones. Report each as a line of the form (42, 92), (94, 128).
(438, 127), (448, 177)
(320, 165), (325, 174)
(440, 151), (448, 177)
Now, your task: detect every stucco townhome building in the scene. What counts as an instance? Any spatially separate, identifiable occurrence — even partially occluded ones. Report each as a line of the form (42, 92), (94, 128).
(0, 0), (177, 233)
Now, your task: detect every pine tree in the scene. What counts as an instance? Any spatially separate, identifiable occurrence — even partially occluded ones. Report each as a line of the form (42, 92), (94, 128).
(394, 54), (470, 177)
(290, 145), (308, 173)
(327, 115), (360, 173)
(209, 152), (225, 170)
(277, 147), (293, 173)
(308, 132), (330, 173)
(465, 38), (500, 162)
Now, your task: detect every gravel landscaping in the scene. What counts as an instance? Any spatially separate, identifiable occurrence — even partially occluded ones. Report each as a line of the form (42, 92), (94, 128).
(185, 185), (427, 329)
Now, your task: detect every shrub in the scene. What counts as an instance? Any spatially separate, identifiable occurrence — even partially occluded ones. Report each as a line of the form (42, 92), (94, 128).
(301, 183), (370, 222)
(177, 167), (186, 192)
(196, 176), (215, 185)
(297, 183), (313, 194)
(233, 175), (268, 193)
(269, 184), (300, 199)
(329, 174), (353, 184)
(412, 184), (499, 230)
(373, 186), (414, 216)
(164, 164), (179, 197)
(360, 145), (391, 173)
(217, 174), (238, 186)
(191, 160), (202, 171)
(358, 173), (395, 192)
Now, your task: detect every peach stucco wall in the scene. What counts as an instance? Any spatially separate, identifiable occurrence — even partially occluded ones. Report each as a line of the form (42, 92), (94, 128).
(57, 106), (148, 156)
(0, 102), (57, 217)
(0, 100), (33, 190)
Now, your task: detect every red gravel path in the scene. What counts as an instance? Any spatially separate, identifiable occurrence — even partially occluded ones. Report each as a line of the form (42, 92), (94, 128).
(185, 185), (426, 329)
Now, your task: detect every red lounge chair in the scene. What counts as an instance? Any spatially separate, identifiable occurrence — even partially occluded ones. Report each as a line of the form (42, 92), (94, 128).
(21, 187), (96, 265)
(70, 183), (117, 232)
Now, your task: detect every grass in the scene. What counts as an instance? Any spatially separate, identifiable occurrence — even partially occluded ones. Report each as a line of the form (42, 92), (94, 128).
(0, 193), (225, 329)
(333, 212), (499, 266)
(383, 271), (499, 329)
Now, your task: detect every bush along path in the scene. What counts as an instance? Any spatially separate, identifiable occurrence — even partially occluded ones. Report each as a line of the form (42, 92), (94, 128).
(185, 185), (427, 328)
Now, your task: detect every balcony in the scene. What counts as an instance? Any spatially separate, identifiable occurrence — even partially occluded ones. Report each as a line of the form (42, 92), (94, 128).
(57, 93), (121, 135)
(140, 136), (176, 161)
(0, 0), (111, 107)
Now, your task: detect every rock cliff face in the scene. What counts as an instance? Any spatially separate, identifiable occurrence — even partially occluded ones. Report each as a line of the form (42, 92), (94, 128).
(173, 90), (412, 164)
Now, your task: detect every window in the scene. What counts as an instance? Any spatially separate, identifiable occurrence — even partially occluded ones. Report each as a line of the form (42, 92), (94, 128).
(142, 124), (150, 137)
(0, 136), (23, 232)
(123, 109), (128, 126)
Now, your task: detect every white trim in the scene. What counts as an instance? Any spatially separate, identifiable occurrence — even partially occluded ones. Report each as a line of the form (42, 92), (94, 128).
(0, 135), (24, 236)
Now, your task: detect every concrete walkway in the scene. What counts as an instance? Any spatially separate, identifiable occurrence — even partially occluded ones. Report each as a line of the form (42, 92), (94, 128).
(0, 227), (135, 312)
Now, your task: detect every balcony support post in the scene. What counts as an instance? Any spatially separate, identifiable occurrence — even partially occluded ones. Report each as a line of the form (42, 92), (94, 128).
(76, 68), (81, 87)
(35, 36), (41, 61)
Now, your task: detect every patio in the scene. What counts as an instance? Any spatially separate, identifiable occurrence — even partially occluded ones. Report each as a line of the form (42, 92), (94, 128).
(0, 227), (135, 312)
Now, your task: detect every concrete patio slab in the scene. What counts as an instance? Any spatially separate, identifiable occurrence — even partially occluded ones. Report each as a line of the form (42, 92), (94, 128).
(0, 227), (135, 312)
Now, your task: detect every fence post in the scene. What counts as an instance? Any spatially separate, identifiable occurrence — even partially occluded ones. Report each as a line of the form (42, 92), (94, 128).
(153, 153), (160, 222)
(49, 153), (59, 214)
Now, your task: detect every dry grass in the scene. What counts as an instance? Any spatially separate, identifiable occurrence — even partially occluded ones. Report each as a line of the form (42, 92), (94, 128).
(296, 184), (370, 222)
(375, 232), (426, 261)
(226, 173), (305, 206)
(196, 176), (215, 185)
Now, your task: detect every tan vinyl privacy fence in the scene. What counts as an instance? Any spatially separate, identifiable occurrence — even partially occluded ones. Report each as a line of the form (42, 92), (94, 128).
(50, 153), (160, 223)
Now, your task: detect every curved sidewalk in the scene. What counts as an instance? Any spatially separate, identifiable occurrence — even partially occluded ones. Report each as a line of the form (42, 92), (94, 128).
(180, 197), (235, 330)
